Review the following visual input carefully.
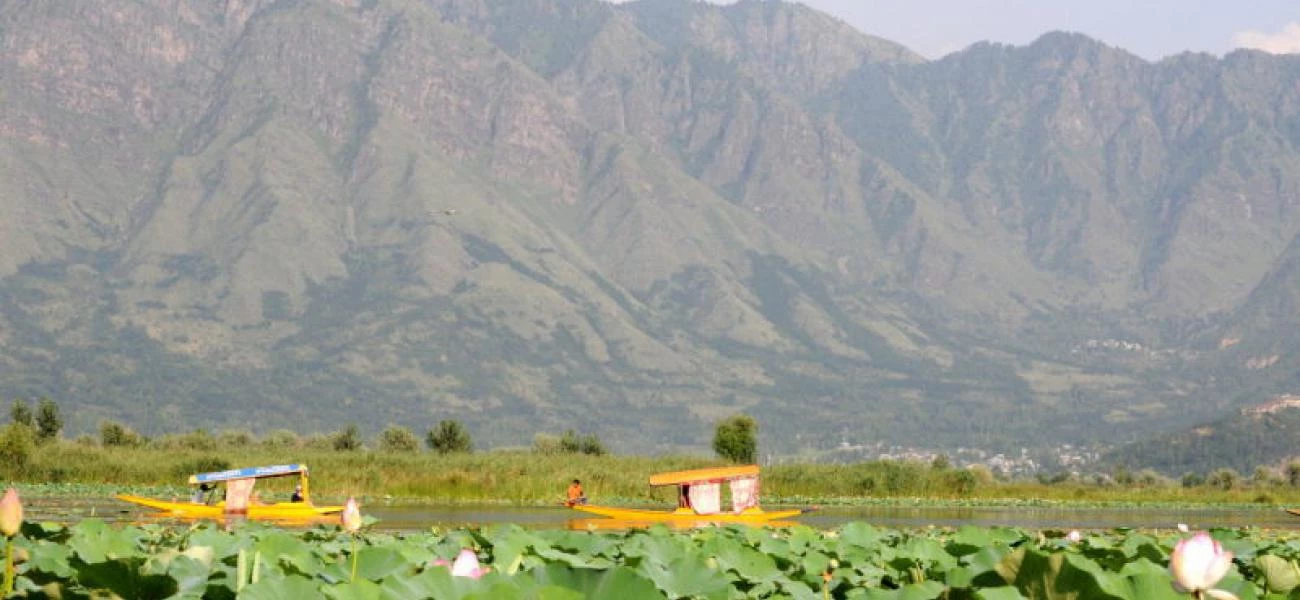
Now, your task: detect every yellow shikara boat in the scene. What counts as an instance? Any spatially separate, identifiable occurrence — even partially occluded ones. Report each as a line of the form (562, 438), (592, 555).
(570, 464), (810, 525)
(116, 463), (344, 520)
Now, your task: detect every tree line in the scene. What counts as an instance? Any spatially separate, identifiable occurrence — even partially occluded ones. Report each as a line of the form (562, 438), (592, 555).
(3, 397), (760, 461)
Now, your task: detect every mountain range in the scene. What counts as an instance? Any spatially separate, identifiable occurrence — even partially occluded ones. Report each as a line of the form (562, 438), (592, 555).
(1, 0), (1298, 463)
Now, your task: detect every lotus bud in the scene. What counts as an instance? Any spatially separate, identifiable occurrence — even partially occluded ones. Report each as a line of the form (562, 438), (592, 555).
(341, 497), (362, 533)
(0, 488), (21, 537)
(1169, 532), (1238, 600)
(449, 548), (489, 579)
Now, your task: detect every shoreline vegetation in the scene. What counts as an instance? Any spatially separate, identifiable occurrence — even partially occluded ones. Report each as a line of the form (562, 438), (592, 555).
(4, 442), (1300, 508)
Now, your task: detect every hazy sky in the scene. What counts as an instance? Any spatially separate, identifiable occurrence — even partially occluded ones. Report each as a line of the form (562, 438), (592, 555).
(659, 1), (1300, 61)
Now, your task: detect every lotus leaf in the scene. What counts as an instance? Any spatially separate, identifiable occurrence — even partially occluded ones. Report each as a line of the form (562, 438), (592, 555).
(706, 538), (781, 584)
(323, 577), (385, 600)
(838, 522), (887, 548)
(859, 580), (945, 599)
(239, 574), (322, 599)
(143, 553), (213, 598)
(529, 563), (665, 598)
(973, 586), (1028, 599)
(1257, 555), (1300, 593)
(639, 554), (734, 599)
(948, 526), (1021, 557)
(68, 519), (143, 563)
(377, 568), (469, 599)
(21, 540), (75, 579)
(351, 545), (410, 581)
(1217, 572), (1263, 600)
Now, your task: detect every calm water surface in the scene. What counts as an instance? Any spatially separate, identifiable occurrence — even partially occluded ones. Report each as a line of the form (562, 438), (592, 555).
(25, 497), (1300, 531)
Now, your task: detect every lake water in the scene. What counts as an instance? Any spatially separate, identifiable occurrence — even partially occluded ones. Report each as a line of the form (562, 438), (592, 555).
(24, 497), (1300, 532)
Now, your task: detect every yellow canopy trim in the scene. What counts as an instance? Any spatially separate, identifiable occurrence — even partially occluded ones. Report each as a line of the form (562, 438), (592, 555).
(649, 465), (760, 486)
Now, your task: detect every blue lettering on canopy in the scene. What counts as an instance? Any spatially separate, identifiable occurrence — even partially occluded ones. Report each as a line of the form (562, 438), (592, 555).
(192, 464), (305, 484)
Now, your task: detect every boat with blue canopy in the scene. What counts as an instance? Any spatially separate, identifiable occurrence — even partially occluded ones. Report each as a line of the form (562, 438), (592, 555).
(116, 463), (344, 519)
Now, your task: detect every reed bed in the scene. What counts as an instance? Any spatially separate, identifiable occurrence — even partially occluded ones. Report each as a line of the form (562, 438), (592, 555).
(5, 442), (1300, 507)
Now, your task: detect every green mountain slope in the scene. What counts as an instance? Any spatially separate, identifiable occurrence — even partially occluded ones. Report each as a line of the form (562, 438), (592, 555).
(1, 0), (1299, 456)
(1105, 403), (1300, 475)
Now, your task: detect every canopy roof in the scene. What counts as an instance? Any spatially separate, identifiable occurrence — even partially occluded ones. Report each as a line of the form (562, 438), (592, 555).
(649, 465), (759, 487)
(187, 464), (308, 485)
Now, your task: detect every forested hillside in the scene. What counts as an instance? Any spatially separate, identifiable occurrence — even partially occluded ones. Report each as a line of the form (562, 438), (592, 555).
(1, 0), (1297, 458)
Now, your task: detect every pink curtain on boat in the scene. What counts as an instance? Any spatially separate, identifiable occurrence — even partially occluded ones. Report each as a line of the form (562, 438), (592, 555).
(730, 476), (758, 513)
(224, 478), (255, 514)
(688, 482), (720, 514)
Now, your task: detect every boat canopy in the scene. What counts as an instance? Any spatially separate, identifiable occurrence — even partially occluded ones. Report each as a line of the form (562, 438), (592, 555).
(187, 464), (309, 485)
(649, 465), (759, 487)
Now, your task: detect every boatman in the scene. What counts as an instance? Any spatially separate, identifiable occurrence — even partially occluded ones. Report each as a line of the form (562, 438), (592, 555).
(290, 484), (304, 503)
(192, 483), (215, 504)
(566, 479), (587, 506)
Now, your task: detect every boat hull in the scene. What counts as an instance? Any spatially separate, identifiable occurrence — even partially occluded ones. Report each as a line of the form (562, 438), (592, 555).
(115, 494), (343, 519)
(571, 504), (806, 524)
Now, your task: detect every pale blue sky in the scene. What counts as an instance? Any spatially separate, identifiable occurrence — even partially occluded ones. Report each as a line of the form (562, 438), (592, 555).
(796, 0), (1300, 60)
(638, 1), (1300, 60)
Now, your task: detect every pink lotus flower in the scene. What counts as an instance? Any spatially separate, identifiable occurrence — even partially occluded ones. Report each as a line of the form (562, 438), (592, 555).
(1066, 530), (1082, 543)
(340, 497), (362, 533)
(433, 548), (491, 579)
(0, 488), (21, 537)
(1169, 532), (1238, 600)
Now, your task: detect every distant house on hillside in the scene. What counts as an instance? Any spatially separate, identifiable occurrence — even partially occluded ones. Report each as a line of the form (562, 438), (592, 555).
(1242, 395), (1300, 416)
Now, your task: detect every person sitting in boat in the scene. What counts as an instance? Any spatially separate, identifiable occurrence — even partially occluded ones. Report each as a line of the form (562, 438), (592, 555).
(566, 479), (587, 506)
(290, 484), (304, 503)
(678, 484), (692, 509)
(192, 483), (215, 504)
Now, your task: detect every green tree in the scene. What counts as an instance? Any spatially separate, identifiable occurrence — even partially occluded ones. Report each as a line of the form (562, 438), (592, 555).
(559, 429), (582, 454)
(712, 414), (758, 464)
(332, 424), (362, 451)
(1253, 466), (1279, 487)
(218, 430), (253, 448)
(578, 433), (606, 456)
(427, 420), (472, 454)
(1181, 472), (1205, 488)
(9, 399), (32, 427)
(531, 433), (560, 455)
(1113, 465), (1134, 486)
(557, 429), (606, 455)
(1206, 468), (1239, 491)
(35, 398), (62, 443)
(1136, 469), (1165, 487)
(261, 429), (301, 449)
(100, 420), (144, 447)
(379, 425), (420, 452)
(1287, 461), (1300, 487)
(0, 423), (36, 477)
(944, 469), (978, 496)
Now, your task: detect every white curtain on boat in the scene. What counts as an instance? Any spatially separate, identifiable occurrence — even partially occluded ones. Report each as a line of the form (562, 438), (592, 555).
(730, 476), (758, 513)
(224, 478), (256, 514)
(688, 482), (721, 514)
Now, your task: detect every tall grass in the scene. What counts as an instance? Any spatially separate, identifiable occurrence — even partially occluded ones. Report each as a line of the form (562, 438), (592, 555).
(7, 443), (730, 505)
(3, 439), (1299, 507)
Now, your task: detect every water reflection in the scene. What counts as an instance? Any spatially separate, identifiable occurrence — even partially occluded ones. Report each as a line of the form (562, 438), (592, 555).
(566, 518), (801, 531)
(797, 505), (1300, 531)
(22, 497), (1300, 532)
